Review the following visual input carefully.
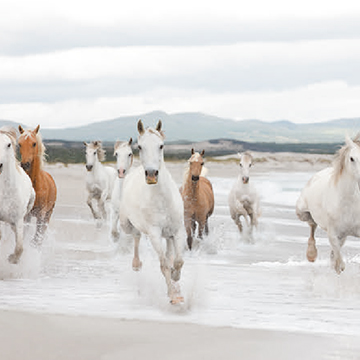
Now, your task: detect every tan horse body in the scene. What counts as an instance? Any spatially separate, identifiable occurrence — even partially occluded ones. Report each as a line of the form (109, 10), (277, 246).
(18, 125), (57, 245)
(181, 149), (214, 249)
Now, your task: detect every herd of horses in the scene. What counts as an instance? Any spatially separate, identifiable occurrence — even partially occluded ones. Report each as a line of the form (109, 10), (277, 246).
(0, 120), (360, 303)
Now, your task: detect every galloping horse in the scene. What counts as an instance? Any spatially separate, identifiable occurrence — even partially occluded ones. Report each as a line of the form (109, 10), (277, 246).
(111, 138), (133, 241)
(228, 152), (260, 239)
(180, 149), (214, 250)
(296, 134), (360, 273)
(119, 120), (184, 304)
(0, 127), (35, 263)
(18, 125), (57, 246)
(84, 141), (117, 227)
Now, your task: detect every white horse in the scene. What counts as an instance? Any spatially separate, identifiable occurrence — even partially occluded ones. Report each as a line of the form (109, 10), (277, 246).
(119, 120), (185, 304)
(228, 152), (260, 239)
(110, 138), (134, 241)
(296, 134), (360, 273)
(84, 141), (117, 226)
(0, 127), (35, 264)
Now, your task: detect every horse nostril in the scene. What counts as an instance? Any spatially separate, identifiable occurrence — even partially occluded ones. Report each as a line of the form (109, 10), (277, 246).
(0, 163), (3, 173)
(192, 175), (199, 182)
(145, 170), (148, 177)
(86, 164), (93, 171)
(155, 170), (159, 176)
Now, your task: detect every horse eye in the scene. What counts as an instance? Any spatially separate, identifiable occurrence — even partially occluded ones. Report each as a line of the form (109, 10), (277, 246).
(7, 143), (11, 148)
(160, 144), (164, 150)
(32, 142), (36, 147)
(138, 145), (142, 151)
(240, 163), (243, 167)
(201, 162), (204, 166)
(94, 151), (96, 155)
(350, 157), (355, 162)
(128, 153), (132, 157)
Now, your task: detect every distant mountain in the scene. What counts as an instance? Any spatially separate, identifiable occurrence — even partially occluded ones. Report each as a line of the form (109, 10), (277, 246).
(2, 112), (360, 143)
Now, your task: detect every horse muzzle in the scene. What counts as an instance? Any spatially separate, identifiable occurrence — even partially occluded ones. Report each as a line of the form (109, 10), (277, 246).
(118, 168), (126, 178)
(21, 161), (31, 172)
(145, 169), (158, 185)
(192, 175), (200, 182)
(86, 164), (93, 172)
(242, 176), (249, 184)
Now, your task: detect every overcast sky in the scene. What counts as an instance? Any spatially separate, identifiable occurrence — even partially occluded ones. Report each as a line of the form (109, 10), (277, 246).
(1, 0), (360, 128)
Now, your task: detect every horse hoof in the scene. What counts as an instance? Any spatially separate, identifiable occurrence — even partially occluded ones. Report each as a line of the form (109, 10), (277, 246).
(306, 245), (317, 262)
(170, 296), (184, 305)
(132, 260), (142, 271)
(111, 231), (120, 242)
(8, 254), (19, 264)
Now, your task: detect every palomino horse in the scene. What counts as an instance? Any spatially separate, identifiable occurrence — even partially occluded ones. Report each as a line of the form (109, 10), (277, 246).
(180, 149), (214, 250)
(18, 125), (56, 246)
(111, 138), (133, 241)
(119, 120), (184, 304)
(0, 127), (35, 263)
(296, 134), (360, 273)
(228, 152), (260, 239)
(84, 141), (117, 227)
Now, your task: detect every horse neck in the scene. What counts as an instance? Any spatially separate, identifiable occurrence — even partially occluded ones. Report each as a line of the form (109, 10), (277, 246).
(335, 170), (360, 196)
(183, 169), (199, 195)
(28, 155), (42, 184)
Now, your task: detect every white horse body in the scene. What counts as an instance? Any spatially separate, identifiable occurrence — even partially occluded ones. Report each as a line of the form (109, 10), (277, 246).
(111, 138), (133, 241)
(84, 141), (117, 225)
(0, 127), (35, 263)
(228, 152), (260, 237)
(119, 120), (185, 303)
(296, 135), (360, 273)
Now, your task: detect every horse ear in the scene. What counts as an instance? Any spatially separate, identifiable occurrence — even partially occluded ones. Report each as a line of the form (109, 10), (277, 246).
(128, 137), (133, 146)
(191, 148), (195, 155)
(18, 125), (24, 134)
(156, 120), (162, 132)
(201, 149), (205, 156)
(34, 125), (40, 134)
(137, 120), (145, 135)
(345, 134), (355, 147)
(83, 141), (88, 146)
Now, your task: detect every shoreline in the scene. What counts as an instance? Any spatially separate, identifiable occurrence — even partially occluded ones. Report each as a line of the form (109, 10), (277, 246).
(1, 309), (359, 360)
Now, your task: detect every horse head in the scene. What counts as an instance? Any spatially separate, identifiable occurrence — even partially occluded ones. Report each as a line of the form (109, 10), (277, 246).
(188, 149), (205, 182)
(18, 124), (41, 173)
(84, 141), (105, 172)
(137, 119), (164, 185)
(114, 137), (133, 178)
(0, 127), (17, 174)
(239, 152), (253, 184)
(334, 134), (360, 189)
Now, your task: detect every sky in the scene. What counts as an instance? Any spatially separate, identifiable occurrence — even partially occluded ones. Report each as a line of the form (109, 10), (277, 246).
(1, 0), (360, 129)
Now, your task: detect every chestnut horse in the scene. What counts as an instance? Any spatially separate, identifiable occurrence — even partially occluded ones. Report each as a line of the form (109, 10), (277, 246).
(180, 149), (214, 249)
(18, 125), (57, 246)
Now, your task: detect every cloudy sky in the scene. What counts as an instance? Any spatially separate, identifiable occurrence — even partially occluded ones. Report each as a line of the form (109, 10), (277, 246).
(1, 0), (360, 128)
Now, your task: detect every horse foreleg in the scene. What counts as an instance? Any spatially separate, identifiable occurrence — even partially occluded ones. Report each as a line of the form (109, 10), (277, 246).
(87, 195), (100, 220)
(132, 233), (142, 271)
(111, 206), (120, 242)
(306, 223), (318, 262)
(9, 220), (24, 264)
(329, 232), (345, 274)
(184, 217), (194, 250)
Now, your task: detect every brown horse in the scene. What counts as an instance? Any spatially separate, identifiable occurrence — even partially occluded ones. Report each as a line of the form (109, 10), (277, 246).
(180, 149), (214, 249)
(18, 125), (57, 246)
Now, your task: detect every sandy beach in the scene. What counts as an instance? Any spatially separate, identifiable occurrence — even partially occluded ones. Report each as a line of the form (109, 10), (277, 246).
(1, 153), (360, 359)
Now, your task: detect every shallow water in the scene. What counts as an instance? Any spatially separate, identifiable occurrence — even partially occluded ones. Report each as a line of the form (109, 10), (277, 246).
(0, 167), (360, 337)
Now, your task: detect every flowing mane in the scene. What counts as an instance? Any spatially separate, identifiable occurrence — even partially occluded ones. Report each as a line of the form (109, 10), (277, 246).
(333, 133), (360, 183)
(18, 129), (46, 169)
(88, 141), (106, 162)
(183, 151), (207, 184)
(0, 126), (17, 155)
